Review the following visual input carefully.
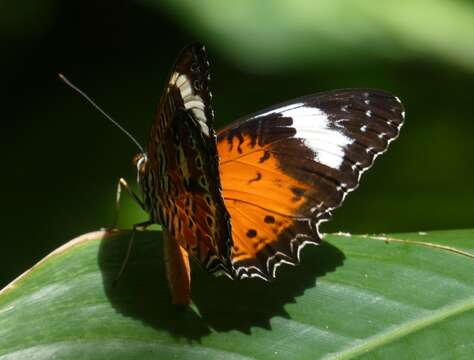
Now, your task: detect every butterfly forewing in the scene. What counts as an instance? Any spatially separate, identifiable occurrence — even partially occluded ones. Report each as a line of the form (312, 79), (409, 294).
(217, 90), (404, 279)
(144, 44), (233, 276)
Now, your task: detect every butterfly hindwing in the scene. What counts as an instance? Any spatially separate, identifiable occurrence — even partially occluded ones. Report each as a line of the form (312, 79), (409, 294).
(217, 89), (404, 279)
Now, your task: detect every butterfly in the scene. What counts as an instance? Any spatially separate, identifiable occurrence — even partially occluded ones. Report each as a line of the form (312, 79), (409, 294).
(126, 43), (405, 305)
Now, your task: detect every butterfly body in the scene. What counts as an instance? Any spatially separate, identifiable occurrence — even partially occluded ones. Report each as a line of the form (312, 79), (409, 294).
(135, 44), (404, 304)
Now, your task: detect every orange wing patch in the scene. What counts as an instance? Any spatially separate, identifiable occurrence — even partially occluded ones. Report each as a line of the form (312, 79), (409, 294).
(220, 133), (310, 213)
(218, 132), (317, 278)
(224, 201), (295, 262)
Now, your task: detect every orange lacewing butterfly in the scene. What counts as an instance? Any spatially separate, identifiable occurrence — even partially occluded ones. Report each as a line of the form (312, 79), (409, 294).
(61, 43), (404, 305)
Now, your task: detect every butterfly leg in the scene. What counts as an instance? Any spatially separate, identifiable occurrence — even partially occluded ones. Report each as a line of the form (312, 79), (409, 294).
(113, 220), (153, 285)
(163, 229), (191, 306)
(113, 177), (145, 229)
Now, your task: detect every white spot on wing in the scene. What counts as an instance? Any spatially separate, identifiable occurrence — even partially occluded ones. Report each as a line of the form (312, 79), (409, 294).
(169, 72), (179, 85)
(176, 74), (187, 87)
(168, 72), (210, 137)
(192, 108), (206, 121)
(199, 122), (210, 136)
(192, 108), (210, 136)
(352, 162), (361, 171)
(284, 106), (354, 170)
(184, 99), (205, 110)
(180, 82), (193, 99)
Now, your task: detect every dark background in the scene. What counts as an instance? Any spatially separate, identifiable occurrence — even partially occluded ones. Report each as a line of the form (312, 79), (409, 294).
(1, 0), (473, 288)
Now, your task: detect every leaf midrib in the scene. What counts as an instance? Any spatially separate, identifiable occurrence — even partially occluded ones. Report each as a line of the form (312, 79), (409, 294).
(347, 233), (474, 259)
(324, 295), (474, 359)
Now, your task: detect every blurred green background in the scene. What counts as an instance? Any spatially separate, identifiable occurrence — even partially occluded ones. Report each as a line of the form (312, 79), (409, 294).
(1, 0), (473, 289)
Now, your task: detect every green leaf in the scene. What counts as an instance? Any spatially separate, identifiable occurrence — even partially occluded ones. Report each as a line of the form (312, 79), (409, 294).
(139, 0), (474, 73)
(1, 229), (474, 359)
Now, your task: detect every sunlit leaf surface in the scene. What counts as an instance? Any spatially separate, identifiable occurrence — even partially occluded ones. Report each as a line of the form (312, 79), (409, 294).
(1, 229), (473, 359)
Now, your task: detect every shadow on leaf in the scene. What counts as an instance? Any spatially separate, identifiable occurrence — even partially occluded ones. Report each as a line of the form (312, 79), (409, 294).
(98, 230), (344, 340)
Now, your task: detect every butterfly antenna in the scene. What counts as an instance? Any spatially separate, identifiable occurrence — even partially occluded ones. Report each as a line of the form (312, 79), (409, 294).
(58, 73), (146, 155)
